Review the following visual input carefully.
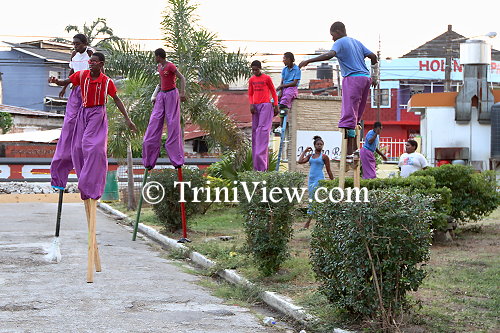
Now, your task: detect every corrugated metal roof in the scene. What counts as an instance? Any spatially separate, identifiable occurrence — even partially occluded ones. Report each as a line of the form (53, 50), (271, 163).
(0, 129), (61, 143)
(0, 104), (64, 118)
(4, 42), (69, 63)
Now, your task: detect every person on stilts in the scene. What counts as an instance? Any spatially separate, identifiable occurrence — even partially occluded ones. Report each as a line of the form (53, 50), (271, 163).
(51, 34), (94, 191)
(299, 21), (379, 161)
(49, 52), (137, 282)
(274, 52), (300, 134)
(142, 48), (187, 171)
(248, 60), (279, 171)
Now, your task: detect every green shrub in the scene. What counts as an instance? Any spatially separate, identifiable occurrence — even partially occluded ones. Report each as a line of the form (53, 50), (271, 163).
(149, 167), (209, 232)
(321, 176), (452, 230)
(310, 189), (433, 325)
(238, 171), (305, 276)
(412, 165), (500, 223)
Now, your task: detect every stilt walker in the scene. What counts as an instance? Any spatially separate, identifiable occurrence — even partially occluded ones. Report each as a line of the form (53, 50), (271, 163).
(47, 34), (94, 262)
(49, 52), (137, 283)
(275, 52), (300, 171)
(298, 21), (379, 190)
(248, 60), (280, 172)
(140, 48), (188, 243)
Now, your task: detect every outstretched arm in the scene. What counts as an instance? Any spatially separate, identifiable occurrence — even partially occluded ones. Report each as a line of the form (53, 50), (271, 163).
(375, 148), (387, 161)
(112, 95), (137, 133)
(298, 51), (336, 69)
(49, 77), (72, 87)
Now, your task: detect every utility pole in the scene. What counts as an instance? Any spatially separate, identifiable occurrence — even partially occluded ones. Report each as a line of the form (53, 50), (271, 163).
(444, 24), (453, 92)
(336, 64), (341, 96)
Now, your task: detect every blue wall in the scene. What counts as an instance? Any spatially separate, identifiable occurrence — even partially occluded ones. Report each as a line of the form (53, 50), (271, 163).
(0, 49), (70, 111)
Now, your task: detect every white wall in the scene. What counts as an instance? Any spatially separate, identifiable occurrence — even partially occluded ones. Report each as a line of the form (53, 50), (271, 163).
(421, 106), (491, 169)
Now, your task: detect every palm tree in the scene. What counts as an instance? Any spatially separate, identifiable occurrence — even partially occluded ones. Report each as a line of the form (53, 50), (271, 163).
(103, 0), (252, 209)
(65, 18), (121, 47)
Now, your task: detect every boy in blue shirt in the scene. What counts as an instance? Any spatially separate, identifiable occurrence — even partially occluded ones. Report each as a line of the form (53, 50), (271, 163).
(275, 52), (301, 133)
(360, 122), (387, 178)
(299, 21), (378, 156)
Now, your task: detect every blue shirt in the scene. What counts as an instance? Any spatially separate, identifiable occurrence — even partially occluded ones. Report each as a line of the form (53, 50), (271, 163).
(331, 36), (372, 77)
(363, 130), (379, 152)
(281, 64), (301, 85)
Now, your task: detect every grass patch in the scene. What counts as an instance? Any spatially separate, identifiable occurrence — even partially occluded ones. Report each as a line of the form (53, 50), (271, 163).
(114, 200), (500, 332)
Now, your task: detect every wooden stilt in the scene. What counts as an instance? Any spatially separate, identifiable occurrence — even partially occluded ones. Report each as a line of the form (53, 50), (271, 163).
(85, 199), (95, 283)
(338, 128), (348, 190)
(84, 199), (101, 273)
(353, 125), (361, 188)
(89, 199), (101, 272)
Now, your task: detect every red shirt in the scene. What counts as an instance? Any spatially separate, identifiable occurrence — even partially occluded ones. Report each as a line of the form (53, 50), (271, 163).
(248, 73), (278, 106)
(158, 62), (177, 91)
(70, 70), (117, 107)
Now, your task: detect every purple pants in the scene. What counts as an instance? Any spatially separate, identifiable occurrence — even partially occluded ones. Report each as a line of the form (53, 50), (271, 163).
(142, 89), (184, 169)
(279, 86), (298, 109)
(72, 105), (108, 200)
(360, 147), (376, 179)
(50, 86), (82, 188)
(252, 103), (273, 171)
(338, 76), (371, 129)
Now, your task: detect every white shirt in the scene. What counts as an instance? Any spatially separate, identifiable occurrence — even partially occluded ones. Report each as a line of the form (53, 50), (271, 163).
(69, 47), (94, 72)
(398, 152), (428, 178)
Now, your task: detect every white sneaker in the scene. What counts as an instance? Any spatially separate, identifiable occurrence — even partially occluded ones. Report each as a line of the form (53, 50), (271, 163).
(274, 127), (282, 134)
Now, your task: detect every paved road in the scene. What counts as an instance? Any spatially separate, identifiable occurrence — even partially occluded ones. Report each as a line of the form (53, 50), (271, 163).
(0, 202), (281, 333)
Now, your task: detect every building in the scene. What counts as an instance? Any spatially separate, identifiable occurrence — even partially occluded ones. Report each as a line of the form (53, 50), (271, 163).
(363, 25), (500, 140)
(0, 41), (72, 113)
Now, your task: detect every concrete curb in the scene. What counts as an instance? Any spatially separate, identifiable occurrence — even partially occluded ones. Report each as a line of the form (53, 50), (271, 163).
(97, 202), (355, 331)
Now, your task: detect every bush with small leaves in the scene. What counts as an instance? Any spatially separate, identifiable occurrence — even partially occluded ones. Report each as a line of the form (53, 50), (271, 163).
(238, 171), (305, 276)
(149, 167), (209, 232)
(310, 188), (433, 326)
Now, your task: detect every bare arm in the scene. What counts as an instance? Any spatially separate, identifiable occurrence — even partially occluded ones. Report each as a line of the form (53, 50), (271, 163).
(112, 95), (137, 132)
(323, 155), (334, 180)
(299, 51), (336, 68)
(298, 147), (313, 164)
(375, 148), (387, 161)
(49, 77), (72, 86)
(367, 53), (378, 65)
(278, 79), (299, 90)
(174, 69), (187, 102)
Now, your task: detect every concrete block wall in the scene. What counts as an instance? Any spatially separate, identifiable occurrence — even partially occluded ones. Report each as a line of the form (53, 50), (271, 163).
(288, 94), (355, 180)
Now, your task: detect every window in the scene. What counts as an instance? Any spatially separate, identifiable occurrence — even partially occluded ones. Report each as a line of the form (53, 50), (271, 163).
(371, 88), (390, 108)
(193, 138), (209, 153)
(48, 71), (61, 87)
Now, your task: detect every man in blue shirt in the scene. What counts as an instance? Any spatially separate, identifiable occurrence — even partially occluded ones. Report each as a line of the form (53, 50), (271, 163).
(360, 122), (387, 178)
(299, 21), (378, 156)
(275, 52), (301, 133)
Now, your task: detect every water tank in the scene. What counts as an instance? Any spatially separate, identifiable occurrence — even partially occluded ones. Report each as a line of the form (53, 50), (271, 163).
(460, 40), (491, 65)
(491, 103), (500, 158)
(317, 63), (333, 80)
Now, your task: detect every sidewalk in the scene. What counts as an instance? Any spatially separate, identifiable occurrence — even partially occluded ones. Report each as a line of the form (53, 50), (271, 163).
(0, 202), (281, 333)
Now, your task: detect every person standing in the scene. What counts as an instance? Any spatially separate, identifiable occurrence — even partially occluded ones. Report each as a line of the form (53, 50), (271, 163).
(50, 34), (94, 190)
(299, 21), (378, 157)
(49, 52), (137, 200)
(360, 122), (387, 179)
(248, 60), (279, 171)
(398, 139), (429, 177)
(298, 136), (334, 229)
(143, 48), (187, 170)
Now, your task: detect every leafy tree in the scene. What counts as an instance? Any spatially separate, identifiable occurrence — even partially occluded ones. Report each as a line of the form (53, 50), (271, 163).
(0, 112), (13, 134)
(64, 18), (121, 47)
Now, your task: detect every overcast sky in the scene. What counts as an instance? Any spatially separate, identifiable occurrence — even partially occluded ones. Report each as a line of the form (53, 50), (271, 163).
(1, 0), (499, 61)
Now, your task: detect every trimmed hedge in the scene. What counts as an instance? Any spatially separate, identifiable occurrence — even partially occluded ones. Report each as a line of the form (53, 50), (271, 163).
(321, 176), (452, 230)
(412, 165), (500, 223)
(238, 171), (305, 276)
(310, 188), (433, 324)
